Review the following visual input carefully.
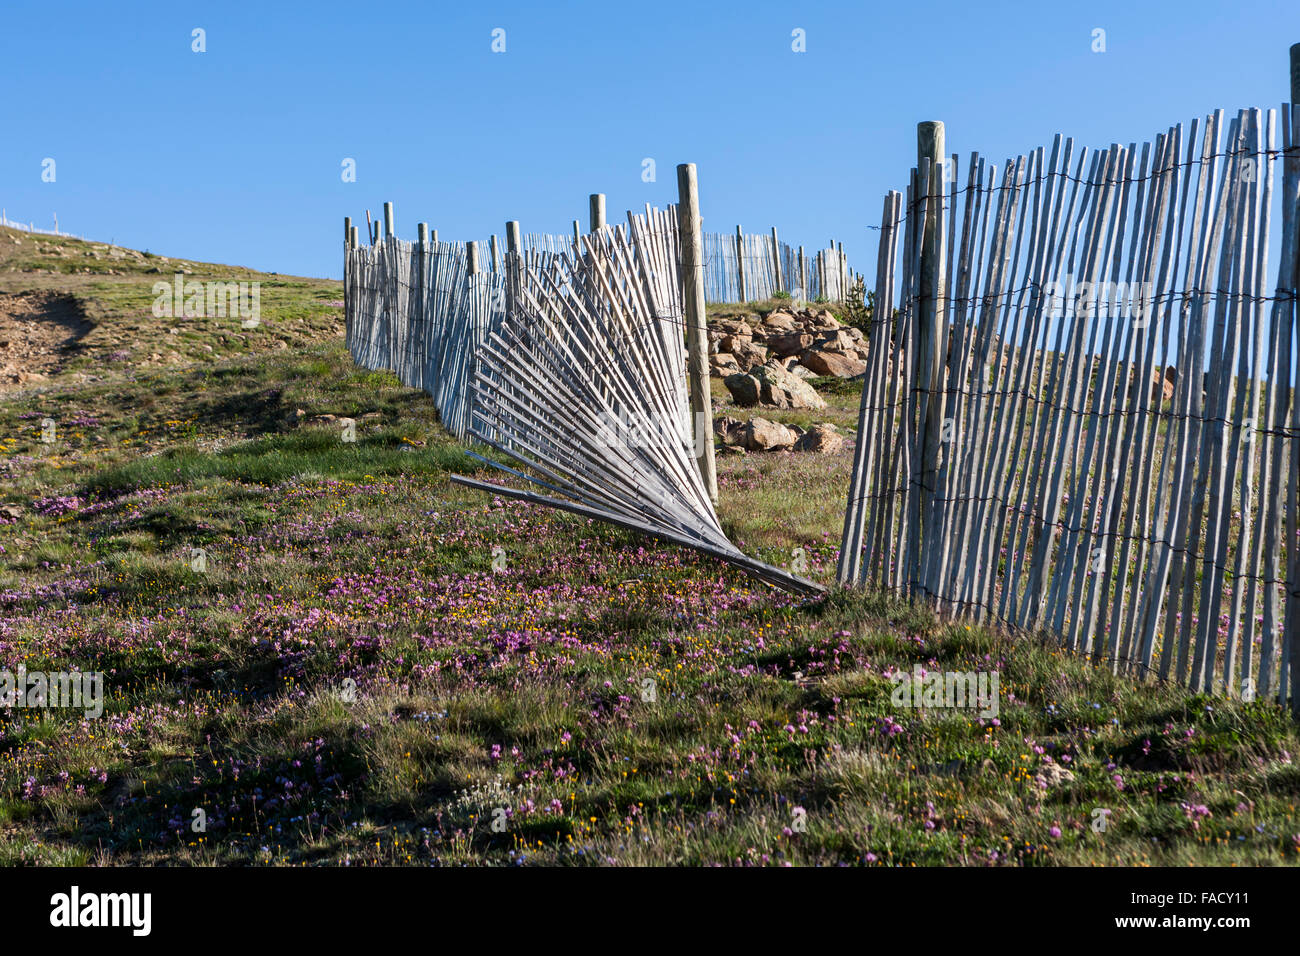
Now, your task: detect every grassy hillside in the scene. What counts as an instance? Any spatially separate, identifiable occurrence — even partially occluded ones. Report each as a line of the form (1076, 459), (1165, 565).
(0, 225), (1297, 866)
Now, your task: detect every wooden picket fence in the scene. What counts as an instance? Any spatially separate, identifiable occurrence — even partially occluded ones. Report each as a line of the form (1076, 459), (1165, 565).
(344, 205), (854, 437)
(345, 235), (506, 438)
(839, 106), (1300, 710)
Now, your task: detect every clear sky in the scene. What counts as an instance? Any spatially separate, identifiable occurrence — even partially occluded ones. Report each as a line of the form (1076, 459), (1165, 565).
(3, 0), (1297, 280)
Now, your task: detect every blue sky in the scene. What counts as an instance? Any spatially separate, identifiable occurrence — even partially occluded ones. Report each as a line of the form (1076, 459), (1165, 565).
(2, 0), (1297, 279)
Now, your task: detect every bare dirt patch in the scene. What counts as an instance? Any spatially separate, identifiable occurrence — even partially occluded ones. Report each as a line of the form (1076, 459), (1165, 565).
(0, 291), (94, 389)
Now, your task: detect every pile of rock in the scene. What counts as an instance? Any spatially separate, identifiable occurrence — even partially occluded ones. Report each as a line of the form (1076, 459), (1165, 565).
(714, 416), (845, 455)
(709, 307), (868, 382)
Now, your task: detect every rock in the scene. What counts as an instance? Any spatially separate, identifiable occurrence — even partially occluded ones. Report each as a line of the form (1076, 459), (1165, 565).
(710, 353), (742, 377)
(1033, 762), (1075, 790)
(1152, 367), (1175, 403)
(724, 361), (826, 410)
(800, 349), (867, 378)
(768, 332), (814, 357)
(730, 338), (768, 371)
(788, 364), (816, 379)
(764, 311), (798, 331)
(713, 415), (747, 446)
(741, 417), (799, 451)
(713, 317), (751, 335)
(794, 423), (844, 454)
(845, 327), (864, 342)
(813, 329), (857, 352)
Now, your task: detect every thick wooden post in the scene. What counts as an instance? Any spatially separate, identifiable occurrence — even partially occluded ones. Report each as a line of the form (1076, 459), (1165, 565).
(430, 229), (438, 245)
(349, 226), (358, 248)
(676, 164), (718, 507)
(1291, 42), (1300, 103)
(506, 220), (522, 316)
(572, 220), (581, 244)
(490, 234), (501, 272)
(735, 225), (747, 302)
(344, 216), (352, 248)
(589, 194), (606, 232)
(466, 240), (479, 276)
(914, 120), (948, 598)
(771, 227), (782, 292)
(417, 222), (427, 246)
(798, 246), (806, 299)
(1288, 43), (1300, 712)
(383, 202), (394, 239)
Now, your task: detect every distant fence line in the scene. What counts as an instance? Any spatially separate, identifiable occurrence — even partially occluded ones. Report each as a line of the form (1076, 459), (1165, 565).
(839, 106), (1300, 710)
(0, 209), (82, 240)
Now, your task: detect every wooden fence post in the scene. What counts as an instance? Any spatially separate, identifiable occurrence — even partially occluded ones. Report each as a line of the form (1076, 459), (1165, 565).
(735, 225), (747, 302)
(467, 240), (479, 276)
(506, 220), (522, 316)
(344, 217), (352, 248)
(490, 234), (501, 272)
(914, 120), (948, 599)
(383, 202), (394, 240)
(676, 163), (719, 507)
(771, 227), (782, 292)
(572, 220), (581, 244)
(430, 229), (438, 245)
(798, 246), (806, 300)
(589, 194), (606, 232)
(1291, 42), (1300, 103)
(349, 226), (358, 248)
(1288, 43), (1300, 712)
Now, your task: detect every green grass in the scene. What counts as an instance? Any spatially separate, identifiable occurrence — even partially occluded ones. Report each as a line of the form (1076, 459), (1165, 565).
(0, 237), (1296, 866)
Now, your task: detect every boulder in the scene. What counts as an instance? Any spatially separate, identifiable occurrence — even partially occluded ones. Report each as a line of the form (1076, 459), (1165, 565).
(724, 361), (827, 410)
(1152, 367), (1174, 404)
(813, 329), (857, 352)
(768, 332), (814, 357)
(710, 353), (742, 377)
(713, 317), (752, 335)
(741, 417), (799, 451)
(800, 349), (867, 378)
(713, 415), (747, 446)
(794, 423), (844, 454)
(764, 311), (798, 331)
(719, 330), (754, 352)
(730, 338), (768, 371)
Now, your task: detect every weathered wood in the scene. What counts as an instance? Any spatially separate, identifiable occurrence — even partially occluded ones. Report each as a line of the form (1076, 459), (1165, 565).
(841, 103), (1295, 705)
(590, 194), (606, 232)
(735, 225), (747, 302)
(677, 164), (719, 506)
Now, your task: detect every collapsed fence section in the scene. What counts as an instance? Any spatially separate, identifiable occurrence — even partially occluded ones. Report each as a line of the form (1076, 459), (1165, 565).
(453, 209), (822, 595)
(839, 106), (1300, 709)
